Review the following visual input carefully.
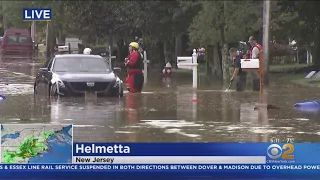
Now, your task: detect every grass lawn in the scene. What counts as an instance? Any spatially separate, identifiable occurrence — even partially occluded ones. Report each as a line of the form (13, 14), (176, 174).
(278, 73), (320, 88)
(268, 64), (310, 73)
(173, 63), (320, 88)
(38, 45), (46, 52)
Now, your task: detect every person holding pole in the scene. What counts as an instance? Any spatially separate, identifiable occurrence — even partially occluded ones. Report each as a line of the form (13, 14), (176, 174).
(125, 42), (144, 93)
(229, 48), (247, 91)
(248, 36), (263, 91)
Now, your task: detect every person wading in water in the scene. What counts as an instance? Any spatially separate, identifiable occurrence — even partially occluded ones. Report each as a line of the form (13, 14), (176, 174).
(248, 36), (263, 91)
(125, 42), (144, 93)
(229, 48), (247, 91)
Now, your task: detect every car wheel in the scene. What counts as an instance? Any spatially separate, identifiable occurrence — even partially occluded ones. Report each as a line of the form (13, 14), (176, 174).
(49, 84), (58, 97)
(119, 86), (124, 97)
(111, 85), (123, 97)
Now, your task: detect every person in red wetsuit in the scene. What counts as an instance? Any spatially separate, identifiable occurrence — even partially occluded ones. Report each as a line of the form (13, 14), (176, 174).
(125, 42), (144, 93)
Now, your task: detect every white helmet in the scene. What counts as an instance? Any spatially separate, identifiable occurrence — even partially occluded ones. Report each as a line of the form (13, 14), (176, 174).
(83, 48), (92, 54)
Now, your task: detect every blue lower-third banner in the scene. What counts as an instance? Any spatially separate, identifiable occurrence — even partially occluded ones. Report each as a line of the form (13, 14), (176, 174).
(1, 164), (320, 179)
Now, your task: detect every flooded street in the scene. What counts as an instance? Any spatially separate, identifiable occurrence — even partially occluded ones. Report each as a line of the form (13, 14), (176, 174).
(0, 59), (320, 143)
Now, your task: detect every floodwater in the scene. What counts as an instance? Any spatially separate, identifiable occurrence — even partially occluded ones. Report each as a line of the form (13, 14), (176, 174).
(0, 58), (320, 143)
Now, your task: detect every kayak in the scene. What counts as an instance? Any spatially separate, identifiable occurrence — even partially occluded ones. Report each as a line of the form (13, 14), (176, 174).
(0, 95), (6, 101)
(294, 101), (320, 112)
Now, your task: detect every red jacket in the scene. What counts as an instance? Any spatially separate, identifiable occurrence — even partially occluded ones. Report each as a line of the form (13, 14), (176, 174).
(125, 51), (143, 75)
(250, 43), (263, 59)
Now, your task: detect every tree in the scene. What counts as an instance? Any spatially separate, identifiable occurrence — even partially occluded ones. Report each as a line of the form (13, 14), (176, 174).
(278, 0), (320, 65)
(134, 1), (200, 67)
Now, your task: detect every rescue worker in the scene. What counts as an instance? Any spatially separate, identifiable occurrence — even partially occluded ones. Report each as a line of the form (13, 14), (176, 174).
(229, 48), (247, 91)
(125, 42), (144, 93)
(83, 48), (92, 55)
(162, 62), (172, 78)
(138, 38), (144, 52)
(198, 47), (205, 64)
(248, 36), (262, 91)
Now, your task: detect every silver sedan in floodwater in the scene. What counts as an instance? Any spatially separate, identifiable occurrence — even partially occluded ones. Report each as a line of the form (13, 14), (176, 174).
(34, 54), (124, 97)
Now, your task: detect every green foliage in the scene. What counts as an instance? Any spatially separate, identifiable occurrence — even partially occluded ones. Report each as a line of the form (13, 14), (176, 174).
(63, 1), (139, 39)
(61, 0), (199, 45)
(277, 0), (320, 64)
(2, 0), (319, 67)
(189, 1), (262, 46)
(277, 0), (320, 42)
(1, 0), (318, 47)
(270, 1), (306, 45)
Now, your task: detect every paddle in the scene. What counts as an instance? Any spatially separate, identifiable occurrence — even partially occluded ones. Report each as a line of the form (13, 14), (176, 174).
(224, 81), (232, 91)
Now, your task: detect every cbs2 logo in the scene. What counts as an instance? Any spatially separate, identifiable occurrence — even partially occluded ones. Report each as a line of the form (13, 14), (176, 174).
(267, 144), (294, 159)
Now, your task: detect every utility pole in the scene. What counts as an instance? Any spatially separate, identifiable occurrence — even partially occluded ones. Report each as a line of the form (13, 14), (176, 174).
(257, 0), (270, 135)
(2, 1), (8, 32)
(46, 21), (49, 45)
(262, 0), (270, 89)
(46, 21), (51, 59)
(31, 21), (36, 42)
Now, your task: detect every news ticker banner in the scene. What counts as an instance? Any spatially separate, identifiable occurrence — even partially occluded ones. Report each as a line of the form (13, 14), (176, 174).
(2, 164), (320, 172)
(2, 164), (320, 179)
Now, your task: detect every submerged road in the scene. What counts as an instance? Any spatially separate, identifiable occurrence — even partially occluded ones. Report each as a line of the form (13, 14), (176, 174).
(0, 59), (320, 143)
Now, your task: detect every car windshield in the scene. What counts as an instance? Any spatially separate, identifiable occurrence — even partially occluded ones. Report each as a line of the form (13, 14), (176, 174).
(5, 35), (31, 44)
(52, 57), (111, 73)
(18, 36), (30, 43)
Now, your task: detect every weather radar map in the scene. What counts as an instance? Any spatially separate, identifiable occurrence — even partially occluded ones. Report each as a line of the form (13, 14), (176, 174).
(1, 124), (73, 164)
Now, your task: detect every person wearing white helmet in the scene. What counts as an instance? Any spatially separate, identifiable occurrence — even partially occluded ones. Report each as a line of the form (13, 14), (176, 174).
(83, 48), (92, 54)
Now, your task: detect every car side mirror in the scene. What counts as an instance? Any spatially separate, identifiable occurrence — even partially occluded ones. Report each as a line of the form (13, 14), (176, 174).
(39, 68), (48, 72)
(113, 67), (121, 72)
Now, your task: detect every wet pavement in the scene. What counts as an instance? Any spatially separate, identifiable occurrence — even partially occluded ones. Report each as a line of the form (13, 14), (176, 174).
(0, 58), (320, 143)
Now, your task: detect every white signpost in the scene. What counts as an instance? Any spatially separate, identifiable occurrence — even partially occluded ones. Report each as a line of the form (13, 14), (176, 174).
(177, 49), (198, 88)
(107, 46), (117, 68)
(143, 51), (150, 84)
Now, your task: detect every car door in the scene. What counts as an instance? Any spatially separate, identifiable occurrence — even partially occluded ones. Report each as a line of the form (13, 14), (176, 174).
(42, 58), (54, 95)
(37, 58), (53, 95)
(35, 59), (49, 94)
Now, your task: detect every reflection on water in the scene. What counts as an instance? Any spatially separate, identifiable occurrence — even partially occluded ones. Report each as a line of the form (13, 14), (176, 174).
(0, 59), (320, 142)
(0, 84), (34, 95)
(177, 86), (197, 121)
(0, 82), (320, 142)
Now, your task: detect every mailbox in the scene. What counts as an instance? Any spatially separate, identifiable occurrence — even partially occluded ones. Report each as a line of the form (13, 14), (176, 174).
(240, 59), (259, 71)
(58, 46), (69, 52)
(177, 57), (194, 70)
(176, 49), (198, 88)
